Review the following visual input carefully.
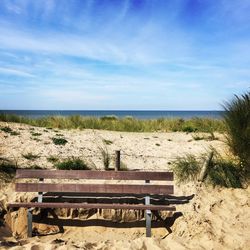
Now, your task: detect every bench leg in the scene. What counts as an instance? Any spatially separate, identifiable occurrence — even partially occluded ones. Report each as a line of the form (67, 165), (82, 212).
(146, 209), (152, 237)
(27, 208), (33, 237)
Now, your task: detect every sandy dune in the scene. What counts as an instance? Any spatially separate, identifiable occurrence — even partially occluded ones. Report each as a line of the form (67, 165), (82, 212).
(0, 122), (249, 250)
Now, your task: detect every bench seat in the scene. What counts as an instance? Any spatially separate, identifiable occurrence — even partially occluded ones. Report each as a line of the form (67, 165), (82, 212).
(8, 202), (176, 210)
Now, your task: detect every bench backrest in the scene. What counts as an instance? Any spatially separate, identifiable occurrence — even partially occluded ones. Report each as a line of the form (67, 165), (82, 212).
(15, 169), (174, 195)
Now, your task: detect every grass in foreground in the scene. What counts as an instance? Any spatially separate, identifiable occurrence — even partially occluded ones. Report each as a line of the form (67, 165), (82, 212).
(0, 114), (225, 133)
(171, 152), (244, 188)
(0, 160), (17, 183)
(223, 91), (250, 178)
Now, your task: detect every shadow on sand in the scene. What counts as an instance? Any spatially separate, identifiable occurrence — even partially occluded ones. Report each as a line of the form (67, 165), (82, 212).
(29, 193), (194, 237)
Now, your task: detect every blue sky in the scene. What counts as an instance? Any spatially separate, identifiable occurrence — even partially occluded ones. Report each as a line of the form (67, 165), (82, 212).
(0, 0), (249, 110)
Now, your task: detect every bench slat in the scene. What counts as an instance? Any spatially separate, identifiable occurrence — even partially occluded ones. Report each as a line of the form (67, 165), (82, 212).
(8, 202), (176, 211)
(15, 169), (173, 181)
(16, 183), (174, 195)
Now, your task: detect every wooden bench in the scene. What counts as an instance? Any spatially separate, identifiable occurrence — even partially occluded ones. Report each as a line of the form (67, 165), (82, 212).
(8, 169), (176, 237)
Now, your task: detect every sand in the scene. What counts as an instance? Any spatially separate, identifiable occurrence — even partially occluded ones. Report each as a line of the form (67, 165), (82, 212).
(0, 122), (249, 250)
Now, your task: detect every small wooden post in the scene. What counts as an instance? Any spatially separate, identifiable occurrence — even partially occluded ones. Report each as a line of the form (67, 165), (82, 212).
(145, 180), (151, 237)
(115, 150), (120, 171)
(198, 151), (214, 182)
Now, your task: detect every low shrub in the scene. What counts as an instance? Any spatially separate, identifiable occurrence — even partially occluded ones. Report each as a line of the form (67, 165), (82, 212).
(55, 158), (90, 170)
(52, 137), (68, 145)
(1, 127), (13, 133)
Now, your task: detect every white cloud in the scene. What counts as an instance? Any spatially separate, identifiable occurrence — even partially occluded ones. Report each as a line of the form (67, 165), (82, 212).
(0, 66), (35, 77)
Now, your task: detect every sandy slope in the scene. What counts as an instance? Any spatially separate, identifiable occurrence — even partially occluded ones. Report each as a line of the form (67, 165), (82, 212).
(0, 122), (249, 250)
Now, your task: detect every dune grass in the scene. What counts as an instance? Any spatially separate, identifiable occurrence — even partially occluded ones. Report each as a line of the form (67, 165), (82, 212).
(55, 158), (90, 170)
(171, 152), (244, 188)
(223, 91), (250, 178)
(0, 114), (225, 133)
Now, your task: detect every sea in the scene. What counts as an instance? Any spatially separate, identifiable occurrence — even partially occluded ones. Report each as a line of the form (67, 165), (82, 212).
(0, 110), (223, 119)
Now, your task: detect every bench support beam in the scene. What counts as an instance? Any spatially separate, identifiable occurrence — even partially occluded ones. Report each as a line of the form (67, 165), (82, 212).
(145, 180), (152, 237)
(27, 208), (33, 237)
(38, 178), (44, 203)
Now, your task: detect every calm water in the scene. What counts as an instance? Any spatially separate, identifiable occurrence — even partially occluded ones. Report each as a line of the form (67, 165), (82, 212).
(0, 110), (223, 119)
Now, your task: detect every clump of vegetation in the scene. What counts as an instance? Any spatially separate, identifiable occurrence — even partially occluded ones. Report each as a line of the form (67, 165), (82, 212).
(99, 146), (111, 170)
(120, 161), (128, 171)
(223, 91), (250, 178)
(55, 158), (90, 170)
(182, 126), (197, 133)
(0, 143), (17, 182)
(31, 132), (42, 136)
(192, 135), (204, 141)
(103, 139), (113, 145)
(206, 157), (242, 188)
(1, 126), (20, 136)
(31, 137), (41, 142)
(29, 165), (43, 169)
(10, 131), (20, 136)
(155, 143), (161, 146)
(171, 152), (244, 188)
(47, 156), (59, 163)
(52, 137), (68, 145)
(0, 161), (17, 182)
(55, 133), (64, 137)
(171, 154), (200, 183)
(1, 127), (13, 133)
(22, 153), (40, 160)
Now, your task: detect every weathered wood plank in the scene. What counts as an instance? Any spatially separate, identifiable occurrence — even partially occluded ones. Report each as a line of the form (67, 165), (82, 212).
(15, 169), (173, 181)
(16, 183), (174, 195)
(8, 202), (176, 211)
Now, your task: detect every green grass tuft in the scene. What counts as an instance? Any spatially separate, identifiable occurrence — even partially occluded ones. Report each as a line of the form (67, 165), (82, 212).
(171, 152), (245, 188)
(0, 161), (17, 182)
(22, 153), (40, 160)
(171, 154), (200, 183)
(1, 127), (13, 133)
(47, 156), (59, 163)
(99, 146), (111, 170)
(31, 132), (42, 136)
(102, 139), (113, 145)
(55, 158), (90, 170)
(52, 137), (68, 145)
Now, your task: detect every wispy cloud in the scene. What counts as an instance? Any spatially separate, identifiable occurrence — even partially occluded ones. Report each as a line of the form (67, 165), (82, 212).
(0, 66), (35, 77)
(0, 0), (249, 109)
